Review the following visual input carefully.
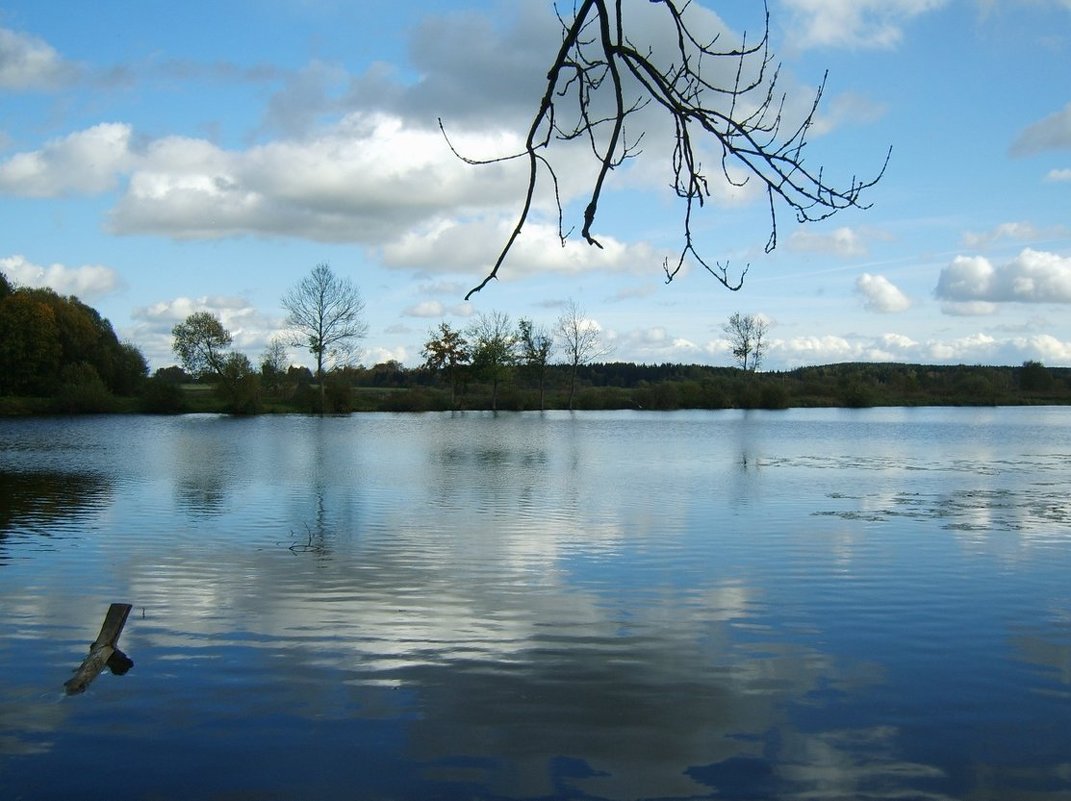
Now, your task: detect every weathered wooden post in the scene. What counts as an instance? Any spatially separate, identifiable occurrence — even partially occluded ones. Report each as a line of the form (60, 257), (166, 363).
(64, 602), (133, 695)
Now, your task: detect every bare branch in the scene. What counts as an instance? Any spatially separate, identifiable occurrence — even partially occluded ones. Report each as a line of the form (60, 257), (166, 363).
(443, 0), (889, 297)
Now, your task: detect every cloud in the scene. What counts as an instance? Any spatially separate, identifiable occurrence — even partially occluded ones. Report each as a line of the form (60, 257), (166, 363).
(961, 221), (1067, 248)
(260, 60), (351, 138)
(390, 3), (557, 128)
(1010, 101), (1071, 156)
(610, 325), (696, 362)
(768, 330), (1071, 368)
(0, 123), (132, 196)
(939, 300), (999, 316)
(103, 114), (532, 242)
(0, 254), (120, 298)
(781, 0), (947, 49)
(789, 226), (869, 257)
(404, 301), (445, 318)
(810, 92), (888, 136)
(935, 249), (1071, 305)
(1046, 168), (1071, 182)
(855, 273), (911, 312)
(382, 217), (658, 281)
(0, 27), (77, 90)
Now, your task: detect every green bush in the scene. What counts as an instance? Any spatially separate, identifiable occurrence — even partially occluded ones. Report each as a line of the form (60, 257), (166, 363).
(53, 363), (116, 413)
(141, 375), (188, 414)
(759, 383), (790, 410)
(841, 381), (876, 408)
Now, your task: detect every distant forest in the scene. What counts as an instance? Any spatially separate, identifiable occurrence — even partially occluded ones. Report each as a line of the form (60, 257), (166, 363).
(115, 358), (1071, 415)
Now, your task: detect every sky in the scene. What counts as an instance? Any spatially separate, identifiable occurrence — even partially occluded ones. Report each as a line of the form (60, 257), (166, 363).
(1, 0), (1069, 372)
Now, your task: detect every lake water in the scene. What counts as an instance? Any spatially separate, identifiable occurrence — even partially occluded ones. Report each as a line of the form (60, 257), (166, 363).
(1, 408), (1070, 800)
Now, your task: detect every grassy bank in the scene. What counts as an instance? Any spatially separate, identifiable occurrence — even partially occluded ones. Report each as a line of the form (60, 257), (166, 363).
(4, 361), (1069, 416)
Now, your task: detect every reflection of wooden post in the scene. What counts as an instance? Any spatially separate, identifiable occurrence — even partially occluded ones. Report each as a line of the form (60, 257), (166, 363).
(64, 603), (133, 696)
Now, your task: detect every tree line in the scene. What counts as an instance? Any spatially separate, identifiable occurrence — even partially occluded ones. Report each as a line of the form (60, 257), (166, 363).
(4, 265), (1070, 416)
(0, 272), (148, 413)
(165, 264), (613, 414)
(150, 354), (1071, 415)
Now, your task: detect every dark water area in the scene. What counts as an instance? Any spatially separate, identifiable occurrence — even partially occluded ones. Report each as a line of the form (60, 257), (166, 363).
(1, 409), (1069, 800)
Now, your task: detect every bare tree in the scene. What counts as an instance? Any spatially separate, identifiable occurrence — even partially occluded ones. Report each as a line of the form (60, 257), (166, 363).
(443, 1), (888, 299)
(723, 312), (769, 372)
(556, 300), (611, 410)
(260, 337), (289, 395)
(282, 263), (368, 413)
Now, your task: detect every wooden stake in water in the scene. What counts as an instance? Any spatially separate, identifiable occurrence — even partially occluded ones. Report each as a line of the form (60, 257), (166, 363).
(64, 603), (134, 696)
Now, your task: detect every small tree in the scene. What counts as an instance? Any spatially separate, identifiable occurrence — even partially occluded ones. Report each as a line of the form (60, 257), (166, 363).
(468, 311), (517, 411)
(260, 337), (289, 395)
(422, 321), (470, 408)
(172, 312), (259, 413)
(1019, 360), (1054, 393)
(282, 263), (367, 414)
(556, 300), (610, 410)
(723, 312), (770, 372)
(517, 317), (554, 411)
(172, 312), (232, 379)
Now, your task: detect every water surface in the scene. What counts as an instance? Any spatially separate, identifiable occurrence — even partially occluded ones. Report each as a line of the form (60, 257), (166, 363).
(1, 409), (1070, 800)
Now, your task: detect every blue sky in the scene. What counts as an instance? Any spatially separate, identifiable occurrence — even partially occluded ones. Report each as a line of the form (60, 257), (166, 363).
(1, 0), (1069, 371)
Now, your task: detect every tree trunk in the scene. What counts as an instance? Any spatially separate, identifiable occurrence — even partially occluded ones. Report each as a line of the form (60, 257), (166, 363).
(65, 603), (132, 695)
(317, 353), (325, 416)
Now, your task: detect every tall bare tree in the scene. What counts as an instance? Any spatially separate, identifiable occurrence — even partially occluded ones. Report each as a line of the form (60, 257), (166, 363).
(556, 300), (611, 410)
(282, 263), (367, 413)
(723, 312), (769, 372)
(443, 1), (888, 298)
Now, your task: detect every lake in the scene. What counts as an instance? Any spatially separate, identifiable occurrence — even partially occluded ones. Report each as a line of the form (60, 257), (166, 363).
(1, 408), (1070, 800)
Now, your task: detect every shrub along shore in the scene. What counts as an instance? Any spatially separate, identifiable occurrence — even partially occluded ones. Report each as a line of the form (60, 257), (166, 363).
(2, 360), (1069, 416)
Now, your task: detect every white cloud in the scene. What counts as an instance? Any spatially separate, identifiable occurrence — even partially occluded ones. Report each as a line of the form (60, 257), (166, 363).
(364, 345), (410, 366)
(0, 254), (120, 298)
(767, 330), (1071, 368)
(773, 334), (860, 364)
(1010, 101), (1071, 156)
(1046, 168), (1071, 182)
(935, 249), (1071, 305)
(961, 221), (1066, 248)
(0, 123), (132, 196)
(610, 325), (697, 362)
(924, 333), (998, 361)
(0, 27), (76, 90)
(782, 0), (947, 49)
(789, 226), (869, 257)
(382, 217), (657, 281)
(1015, 333), (1071, 362)
(404, 301), (445, 318)
(106, 114), (532, 243)
(855, 273), (911, 312)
